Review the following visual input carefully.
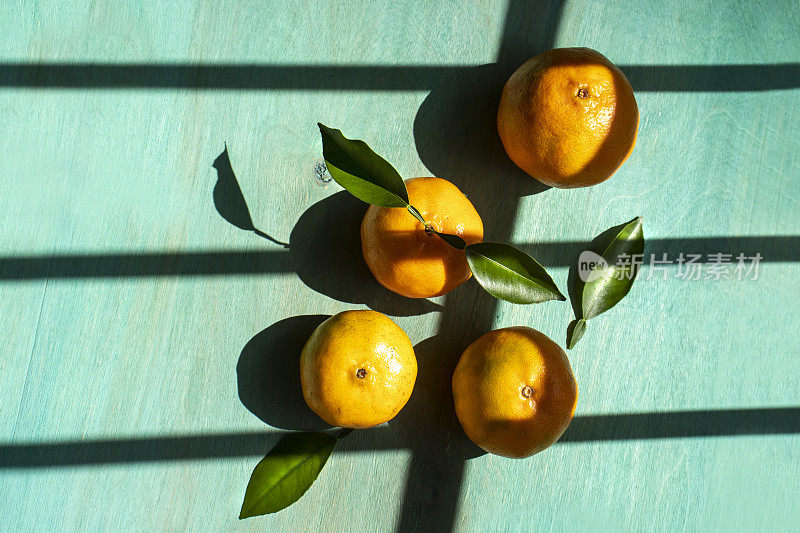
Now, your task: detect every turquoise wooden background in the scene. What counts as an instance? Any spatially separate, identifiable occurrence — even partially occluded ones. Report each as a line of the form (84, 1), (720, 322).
(2, 1), (799, 531)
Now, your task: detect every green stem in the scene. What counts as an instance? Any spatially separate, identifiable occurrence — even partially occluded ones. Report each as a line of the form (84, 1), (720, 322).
(406, 204), (435, 234)
(406, 204), (468, 250)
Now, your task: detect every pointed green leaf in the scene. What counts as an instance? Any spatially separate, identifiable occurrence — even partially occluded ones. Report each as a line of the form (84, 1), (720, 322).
(239, 432), (337, 519)
(318, 123), (408, 207)
(435, 231), (467, 250)
(566, 319), (587, 349)
(580, 217), (645, 320)
(465, 242), (565, 304)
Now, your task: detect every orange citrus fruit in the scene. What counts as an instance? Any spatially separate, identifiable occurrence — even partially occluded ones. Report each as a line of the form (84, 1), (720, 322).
(361, 177), (483, 299)
(300, 310), (417, 429)
(452, 327), (578, 458)
(497, 47), (639, 188)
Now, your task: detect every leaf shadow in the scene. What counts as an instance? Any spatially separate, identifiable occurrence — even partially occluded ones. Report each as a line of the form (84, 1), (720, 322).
(212, 145), (289, 247)
(211, 149), (440, 317)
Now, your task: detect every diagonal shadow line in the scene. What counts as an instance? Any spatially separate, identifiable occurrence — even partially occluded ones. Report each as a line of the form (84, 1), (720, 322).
(621, 63), (800, 92)
(2, 408), (797, 469)
(0, 63), (797, 92)
(0, 249), (294, 279)
(0, 63), (455, 90)
(393, 2), (566, 531)
(0, 236), (796, 280)
(560, 408), (800, 442)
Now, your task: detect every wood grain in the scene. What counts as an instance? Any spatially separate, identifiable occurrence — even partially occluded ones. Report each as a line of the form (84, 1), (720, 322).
(1, 0), (799, 531)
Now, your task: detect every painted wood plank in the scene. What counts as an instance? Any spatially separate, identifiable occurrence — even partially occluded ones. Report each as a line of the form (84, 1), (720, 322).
(1, 0), (798, 531)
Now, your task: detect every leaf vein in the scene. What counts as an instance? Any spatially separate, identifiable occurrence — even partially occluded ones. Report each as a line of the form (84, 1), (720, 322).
(244, 438), (333, 516)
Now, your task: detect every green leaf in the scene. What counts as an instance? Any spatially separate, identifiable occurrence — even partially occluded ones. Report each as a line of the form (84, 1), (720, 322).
(239, 432), (337, 519)
(465, 242), (565, 304)
(580, 217), (644, 320)
(435, 231), (467, 250)
(318, 123), (408, 207)
(566, 319), (587, 349)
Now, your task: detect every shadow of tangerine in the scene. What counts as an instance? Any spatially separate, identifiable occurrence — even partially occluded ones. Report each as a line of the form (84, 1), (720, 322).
(288, 191), (444, 317)
(237, 314), (333, 431)
(210, 147), (439, 317)
(387, 333), (487, 461)
(236, 312), (485, 458)
(413, 64), (550, 237)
